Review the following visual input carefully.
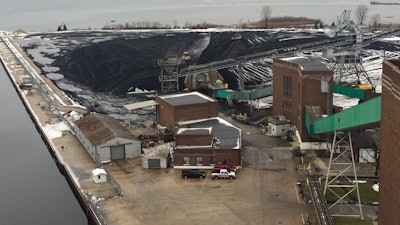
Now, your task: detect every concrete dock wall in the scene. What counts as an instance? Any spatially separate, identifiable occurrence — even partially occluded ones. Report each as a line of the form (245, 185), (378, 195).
(0, 35), (101, 225)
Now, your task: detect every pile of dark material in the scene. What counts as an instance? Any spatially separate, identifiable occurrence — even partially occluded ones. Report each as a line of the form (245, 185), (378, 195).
(20, 30), (329, 95)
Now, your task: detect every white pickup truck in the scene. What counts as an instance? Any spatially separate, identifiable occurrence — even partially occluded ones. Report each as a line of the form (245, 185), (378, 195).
(211, 169), (236, 179)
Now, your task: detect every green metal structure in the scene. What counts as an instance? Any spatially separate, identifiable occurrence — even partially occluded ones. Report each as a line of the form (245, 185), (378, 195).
(333, 84), (367, 101)
(305, 86), (380, 220)
(306, 96), (381, 135)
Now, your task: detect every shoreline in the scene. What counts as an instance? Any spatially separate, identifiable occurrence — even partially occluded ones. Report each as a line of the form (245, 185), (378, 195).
(0, 33), (101, 225)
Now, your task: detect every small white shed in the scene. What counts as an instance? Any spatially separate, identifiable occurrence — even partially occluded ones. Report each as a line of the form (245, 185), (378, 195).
(267, 116), (291, 137)
(142, 145), (171, 169)
(92, 168), (107, 183)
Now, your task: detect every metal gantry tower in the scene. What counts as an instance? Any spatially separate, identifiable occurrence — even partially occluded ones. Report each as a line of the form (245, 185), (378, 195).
(326, 9), (372, 86)
(332, 50), (372, 85)
(158, 56), (181, 93)
(324, 131), (364, 220)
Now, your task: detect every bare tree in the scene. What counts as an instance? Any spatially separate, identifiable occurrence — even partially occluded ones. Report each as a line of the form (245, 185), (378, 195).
(355, 4), (369, 25)
(370, 13), (381, 30)
(261, 5), (272, 28)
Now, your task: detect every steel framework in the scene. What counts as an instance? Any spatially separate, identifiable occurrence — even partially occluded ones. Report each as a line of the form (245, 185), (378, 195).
(158, 56), (181, 93)
(333, 50), (372, 85)
(324, 131), (364, 219)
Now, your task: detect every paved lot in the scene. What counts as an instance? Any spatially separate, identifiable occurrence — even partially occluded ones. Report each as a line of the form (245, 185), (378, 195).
(100, 158), (310, 225)
(97, 115), (313, 225)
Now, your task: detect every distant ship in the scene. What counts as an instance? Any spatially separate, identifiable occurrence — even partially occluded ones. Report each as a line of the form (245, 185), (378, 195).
(370, 1), (400, 5)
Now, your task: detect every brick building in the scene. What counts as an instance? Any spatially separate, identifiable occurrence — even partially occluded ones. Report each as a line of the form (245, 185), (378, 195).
(379, 59), (400, 225)
(173, 117), (241, 168)
(155, 92), (241, 168)
(272, 57), (333, 141)
(155, 92), (218, 133)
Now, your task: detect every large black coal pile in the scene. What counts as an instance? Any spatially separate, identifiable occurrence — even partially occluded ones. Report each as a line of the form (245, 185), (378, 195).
(20, 30), (329, 95)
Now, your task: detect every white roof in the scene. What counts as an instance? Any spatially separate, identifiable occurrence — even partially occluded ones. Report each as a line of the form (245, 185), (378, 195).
(92, 168), (107, 176)
(158, 91), (216, 106)
(176, 127), (212, 135)
(124, 100), (158, 111)
(176, 117), (241, 149)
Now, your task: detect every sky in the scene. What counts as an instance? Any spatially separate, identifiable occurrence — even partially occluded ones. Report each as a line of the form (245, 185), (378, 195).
(1, 0), (400, 31)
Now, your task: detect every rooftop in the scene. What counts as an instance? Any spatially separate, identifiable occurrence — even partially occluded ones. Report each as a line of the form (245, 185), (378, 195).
(75, 112), (136, 146)
(177, 127), (212, 135)
(283, 57), (331, 71)
(158, 91), (216, 106)
(177, 117), (241, 149)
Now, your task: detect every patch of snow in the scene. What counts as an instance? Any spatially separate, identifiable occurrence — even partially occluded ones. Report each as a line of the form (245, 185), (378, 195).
(177, 127), (212, 135)
(42, 66), (60, 72)
(127, 87), (155, 93)
(57, 82), (84, 92)
(43, 121), (69, 139)
(359, 148), (376, 163)
(46, 73), (64, 80)
(382, 36), (400, 42)
(64, 111), (83, 122)
(333, 93), (359, 110)
(372, 183), (379, 192)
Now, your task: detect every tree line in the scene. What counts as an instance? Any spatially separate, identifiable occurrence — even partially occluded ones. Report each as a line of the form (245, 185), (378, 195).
(67, 4), (392, 31)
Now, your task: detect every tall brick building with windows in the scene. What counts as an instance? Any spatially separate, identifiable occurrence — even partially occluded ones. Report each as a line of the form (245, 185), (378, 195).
(272, 57), (333, 141)
(379, 59), (400, 225)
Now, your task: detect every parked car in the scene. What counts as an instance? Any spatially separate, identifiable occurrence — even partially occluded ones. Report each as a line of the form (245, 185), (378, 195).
(181, 170), (206, 179)
(211, 169), (236, 179)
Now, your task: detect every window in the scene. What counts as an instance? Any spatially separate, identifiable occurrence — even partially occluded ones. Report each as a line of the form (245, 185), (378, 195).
(283, 76), (292, 99)
(196, 156), (203, 165)
(184, 156), (190, 165)
(283, 101), (292, 113)
(210, 156), (217, 165)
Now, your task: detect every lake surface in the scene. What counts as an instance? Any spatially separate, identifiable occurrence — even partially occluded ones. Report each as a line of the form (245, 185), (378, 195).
(0, 0), (400, 31)
(0, 63), (87, 225)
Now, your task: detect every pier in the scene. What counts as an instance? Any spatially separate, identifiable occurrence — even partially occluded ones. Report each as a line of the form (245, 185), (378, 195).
(0, 32), (106, 225)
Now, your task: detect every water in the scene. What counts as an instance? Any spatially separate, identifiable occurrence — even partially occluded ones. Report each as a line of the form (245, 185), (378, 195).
(0, 0), (400, 31)
(0, 64), (87, 224)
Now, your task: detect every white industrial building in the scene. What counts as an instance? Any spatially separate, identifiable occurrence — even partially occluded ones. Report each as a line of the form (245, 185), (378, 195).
(142, 144), (172, 169)
(75, 112), (141, 163)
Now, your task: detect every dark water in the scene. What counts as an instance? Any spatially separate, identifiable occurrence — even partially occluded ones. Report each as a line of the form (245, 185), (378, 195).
(0, 64), (87, 224)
